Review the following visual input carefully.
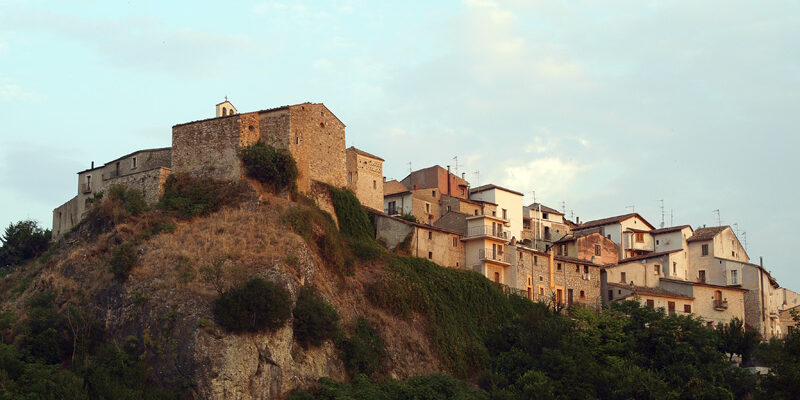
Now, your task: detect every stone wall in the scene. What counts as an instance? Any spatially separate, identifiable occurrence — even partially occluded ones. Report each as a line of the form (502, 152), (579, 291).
(172, 115), (245, 181)
(372, 212), (465, 268)
(107, 167), (172, 205)
(52, 196), (79, 239)
(290, 104), (346, 193)
(574, 233), (619, 265)
(433, 212), (468, 235)
(510, 247), (601, 309)
(346, 150), (383, 210)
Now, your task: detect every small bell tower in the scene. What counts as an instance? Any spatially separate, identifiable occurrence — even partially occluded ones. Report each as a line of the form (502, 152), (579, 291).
(215, 96), (237, 117)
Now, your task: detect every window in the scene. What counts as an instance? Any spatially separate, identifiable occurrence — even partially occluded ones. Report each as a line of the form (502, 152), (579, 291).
(672, 262), (677, 274)
(635, 233), (644, 243)
(527, 287), (532, 300)
(539, 275), (543, 281)
(684, 304), (691, 313)
(453, 237), (458, 247)
(540, 287), (545, 295)
(348, 172), (353, 182)
(132, 157), (137, 169)
(557, 246), (563, 256)
(584, 265), (589, 274)
(656, 239), (660, 245)
(731, 270), (739, 285)
(575, 265), (580, 273)
(607, 234), (612, 239)
(426, 203), (430, 213)
(492, 210), (496, 216)
(702, 244), (709, 256)
(620, 272), (627, 283)
(432, 190), (436, 197)
(698, 270), (706, 283)
(427, 231), (432, 240)
(595, 244), (601, 256)
(579, 290), (585, 298)
(373, 180), (376, 189)
(494, 272), (500, 283)
(556, 289), (563, 304)
(654, 265), (660, 275)
(668, 301), (676, 315)
(460, 188), (465, 195)
(646, 299), (654, 308)
(534, 256), (538, 264)
(474, 210), (479, 216)
(295, 136), (300, 144)
(557, 263), (562, 271)
(502, 209), (507, 219)
(428, 251), (432, 259)
(608, 290), (613, 300)
(731, 251), (735, 257)
(542, 212), (549, 220)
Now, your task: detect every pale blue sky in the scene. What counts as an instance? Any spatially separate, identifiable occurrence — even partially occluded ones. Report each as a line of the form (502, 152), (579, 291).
(1, 1), (798, 287)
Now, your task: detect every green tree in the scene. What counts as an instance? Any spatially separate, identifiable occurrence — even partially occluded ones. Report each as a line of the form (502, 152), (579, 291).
(0, 220), (51, 268)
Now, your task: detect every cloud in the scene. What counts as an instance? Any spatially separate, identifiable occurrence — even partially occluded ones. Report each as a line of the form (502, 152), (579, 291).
(500, 157), (586, 202)
(0, 77), (43, 102)
(0, 9), (256, 76)
(314, 58), (333, 69)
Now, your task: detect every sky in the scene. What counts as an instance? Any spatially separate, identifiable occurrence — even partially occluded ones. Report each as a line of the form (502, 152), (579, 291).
(1, 0), (798, 286)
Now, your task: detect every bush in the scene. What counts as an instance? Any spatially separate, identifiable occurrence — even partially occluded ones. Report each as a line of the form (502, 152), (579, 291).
(281, 206), (348, 273)
(110, 242), (138, 280)
(240, 142), (298, 193)
(293, 286), (339, 348)
(108, 185), (148, 216)
(158, 173), (247, 219)
(0, 220), (51, 268)
(326, 185), (373, 240)
(213, 277), (292, 333)
(337, 317), (386, 377)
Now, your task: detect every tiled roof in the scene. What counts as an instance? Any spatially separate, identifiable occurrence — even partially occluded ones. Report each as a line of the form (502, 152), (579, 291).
(687, 226), (728, 242)
(383, 180), (409, 196)
(347, 146), (384, 161)
(364, 206), (463, 236)
(617, 249), (683, 264)
(607, 282), (694, 300)
(649, 225), (692, 235)
(554, 255), (601, 267)
(77, 147), (172, 174)
(470, 184), (524, 196)
(574, 213), (655, 231)
(528, 203), (563, 215)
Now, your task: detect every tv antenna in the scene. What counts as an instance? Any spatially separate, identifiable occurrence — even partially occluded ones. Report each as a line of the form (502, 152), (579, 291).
(408, 162), (413, 174)
(713, 209), (721, 226)
(659, 200), (665, 228)
(451, 156), (459, 174)
(742, 231), (748, 250)
(562, 201), (566, 214)
(626, 205), (635, 213)
(472, 170), (480, 186)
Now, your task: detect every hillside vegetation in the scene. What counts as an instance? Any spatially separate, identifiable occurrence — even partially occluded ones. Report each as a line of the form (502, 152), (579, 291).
(1, 148), (800, 398)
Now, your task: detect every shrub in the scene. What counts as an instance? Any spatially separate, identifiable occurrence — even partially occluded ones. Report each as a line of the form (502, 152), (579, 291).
(281, 206), (348, 273)
(213, 277), (292, 333)
(293, 286), (339, 348)
(337, 317), (386, 377)
(326, 185), (373, 240)
(158, 173), (247, 219)
(107, 185), (148, 216)
(0, 220), (51, 268)
(240, 142), (298, 193)
(110, 242), (138, 280)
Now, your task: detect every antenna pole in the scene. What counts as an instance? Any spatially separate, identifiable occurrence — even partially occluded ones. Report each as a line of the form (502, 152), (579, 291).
(670, 209), (673, 226)
(713, 209), (721, 226)
(452, 156), (459, 174)
(408, 162), (413, 174)
(626, 205), (635, 213)
(659, 200), (665, 228)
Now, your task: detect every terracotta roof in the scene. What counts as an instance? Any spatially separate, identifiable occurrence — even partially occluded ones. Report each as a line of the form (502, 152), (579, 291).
(625, 227), (651, 233)
(527, 203), (563, 215)
(554, 234), (575, 244)
(554, 255), (601, 267)
(608, 283), (694, 300)
(649, 225), (692, 235)
(687, 226), (728, 243)
(383, 180), (409, 196)
(470, 184), (525, 197)
(346, 146), (384, 161)
(617, 249), (683, 264)
(574, 213), (655, 231)
(659, 278), (748, 292)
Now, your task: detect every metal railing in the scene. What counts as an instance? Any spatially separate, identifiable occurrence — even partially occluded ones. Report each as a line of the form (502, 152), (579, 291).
(385, 207), (400, 216)
(478, 248), (510, 263)
(714, 299), (728, 311)
(468, 226), (508, 239)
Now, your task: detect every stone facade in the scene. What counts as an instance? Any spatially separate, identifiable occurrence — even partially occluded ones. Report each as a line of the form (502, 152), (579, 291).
(346, 147), (384, 210)
(172, 103), (346, 194)
(371, 211), (465, 269)
(53, 148), (172, 238)
(509, 246), (602, 309)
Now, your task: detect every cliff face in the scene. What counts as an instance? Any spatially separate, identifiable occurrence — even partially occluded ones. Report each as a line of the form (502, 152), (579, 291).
(4, 195), (440, 399)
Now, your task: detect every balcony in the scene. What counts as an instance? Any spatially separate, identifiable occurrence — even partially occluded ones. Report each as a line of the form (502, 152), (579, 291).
(478, 248), (510, 264)
(468, 226), (508, 240)
(385, 207), (400, 216)
(81, 183), (92, 194)
(714, 299), (728, 311)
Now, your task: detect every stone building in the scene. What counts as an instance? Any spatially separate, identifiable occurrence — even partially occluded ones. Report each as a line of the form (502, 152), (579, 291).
(572, 213), (656, 260)
(369, 209), (465, 269)
(172, 102), (346, 193)
(53, 147), (172, 238)
(345, 147), (384, 210)
(522, 203), (571, 252)
(552, 232), (619, 266)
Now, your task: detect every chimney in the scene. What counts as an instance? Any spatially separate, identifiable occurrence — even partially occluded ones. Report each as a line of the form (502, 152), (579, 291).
(91, 161), (94, 169)
(576, 216), (580, 224)
(461, 172), (465, 179)
(383, 176), (386, 182)
(447, 165), (451, 196)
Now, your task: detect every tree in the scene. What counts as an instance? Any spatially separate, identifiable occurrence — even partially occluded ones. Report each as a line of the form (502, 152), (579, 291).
(0, 220), (51, 268)
(717, 317), (760, 363)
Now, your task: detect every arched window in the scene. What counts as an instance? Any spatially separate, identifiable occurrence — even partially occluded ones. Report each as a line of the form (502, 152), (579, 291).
(222, 107), (227, 116)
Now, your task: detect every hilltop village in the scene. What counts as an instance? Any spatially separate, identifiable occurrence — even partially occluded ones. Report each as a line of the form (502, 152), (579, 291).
(53, 100), (798, 341)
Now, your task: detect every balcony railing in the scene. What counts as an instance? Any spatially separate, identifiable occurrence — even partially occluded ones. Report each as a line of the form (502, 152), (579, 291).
(81, 183), (92, 194)
(385, 207), (400, 216)
(478, 248), (510, 263)
(468, 226), (508, 239)
(714, 299), (728, 311)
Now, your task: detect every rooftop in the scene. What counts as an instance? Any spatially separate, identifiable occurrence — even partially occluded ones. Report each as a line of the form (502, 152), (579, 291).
(470, 184), (524, 196)
(617, 249), (683, 264)
(346, 146), (384, 161)
(687, 226), (728, 243)
(649, 225), (692, 235)
(574, 213), (655, 231)
(528, 203), (564, 215)
(607, 282), (694, 300)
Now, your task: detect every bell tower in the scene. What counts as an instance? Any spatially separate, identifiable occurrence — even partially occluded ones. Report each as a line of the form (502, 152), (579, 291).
(215, 96), (237, 117)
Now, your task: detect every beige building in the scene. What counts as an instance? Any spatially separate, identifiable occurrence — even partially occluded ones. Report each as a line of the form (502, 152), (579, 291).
(370, 210), (465, 269)
(345, 147), (384, 210)
(572, 213), (656, 260)
(522, 203), (572, 252)
(553, 232), (619, 266)
(172, 102), (346, 194)
(53, 147), (172, 238)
